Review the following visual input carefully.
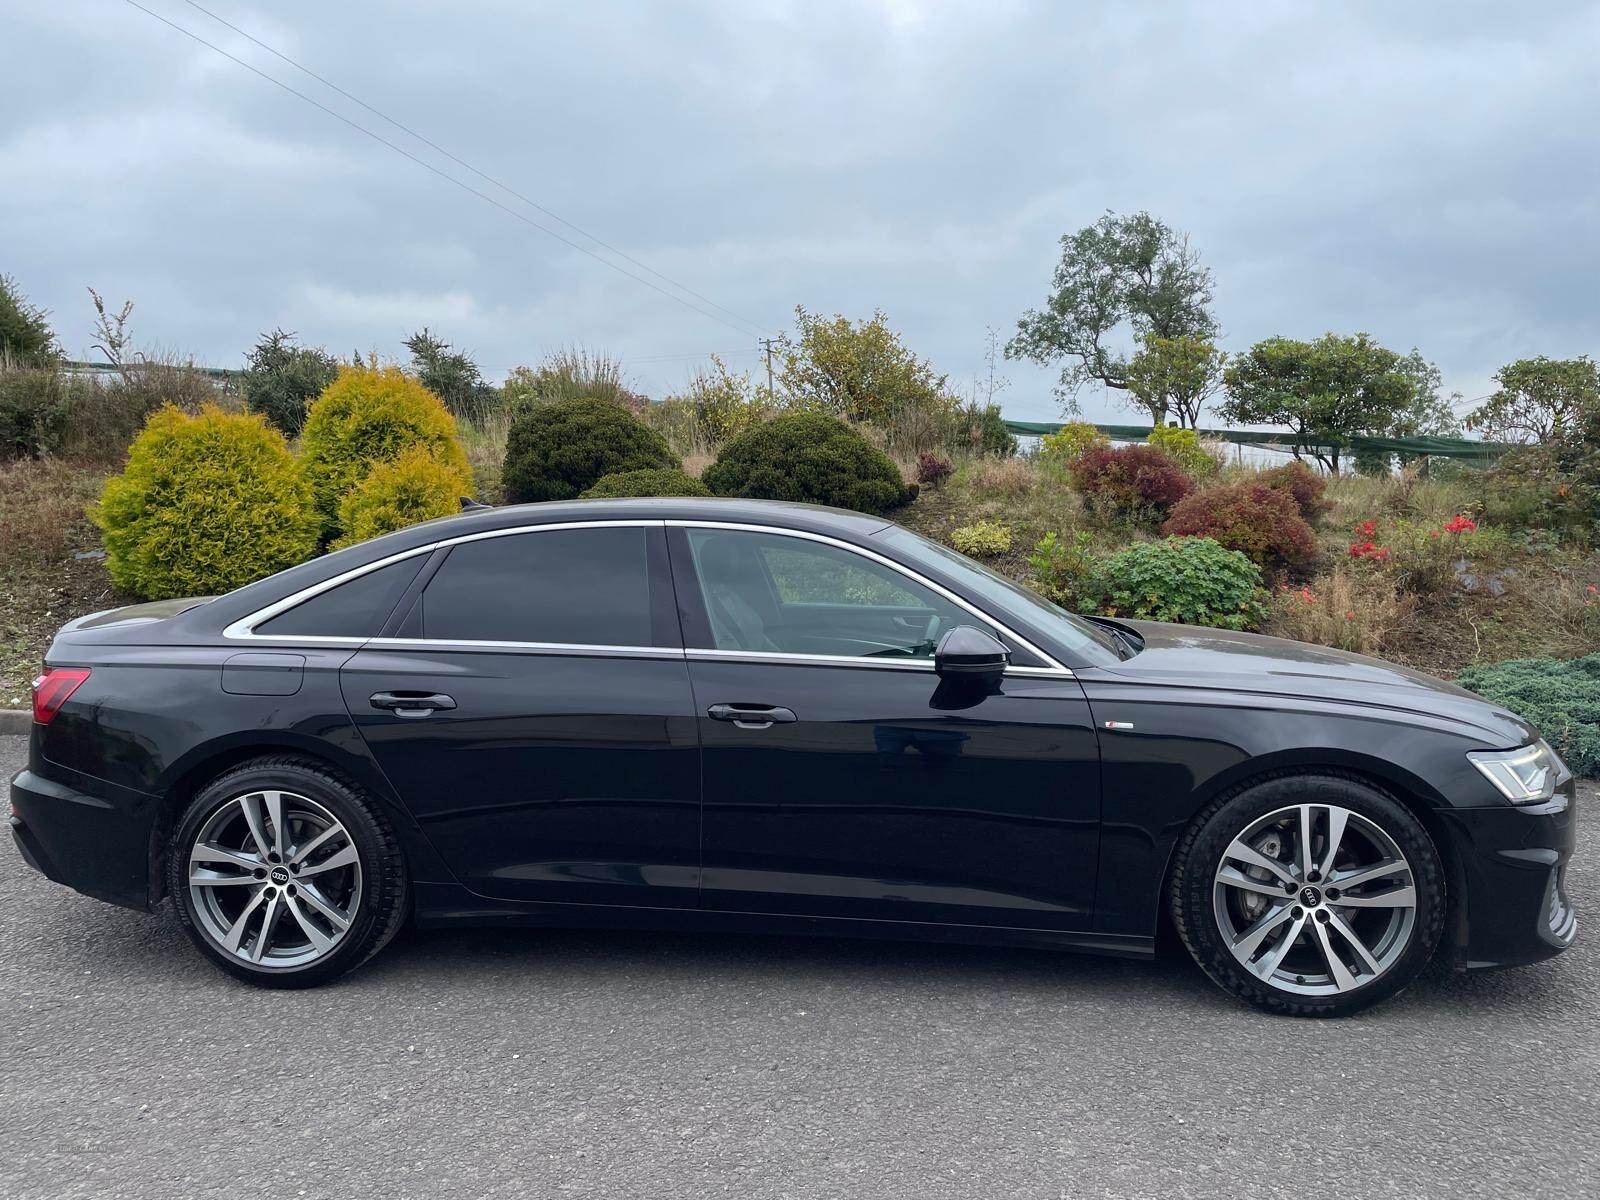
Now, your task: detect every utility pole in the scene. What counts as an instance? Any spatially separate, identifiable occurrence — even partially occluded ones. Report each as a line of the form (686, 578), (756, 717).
(758, 338), (779, 403)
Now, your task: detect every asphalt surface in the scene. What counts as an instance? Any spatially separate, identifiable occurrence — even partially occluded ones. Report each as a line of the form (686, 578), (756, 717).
(2, 734), (1597, 1200)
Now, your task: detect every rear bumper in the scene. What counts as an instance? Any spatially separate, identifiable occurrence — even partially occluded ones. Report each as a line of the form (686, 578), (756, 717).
(1441, 783), (1579, 971)
(8, 767), (156, 911)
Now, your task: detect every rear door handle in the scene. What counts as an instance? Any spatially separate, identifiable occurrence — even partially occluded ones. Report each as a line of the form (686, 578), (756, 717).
(707, 703), (797, 729)
(370, 691), (457, 718)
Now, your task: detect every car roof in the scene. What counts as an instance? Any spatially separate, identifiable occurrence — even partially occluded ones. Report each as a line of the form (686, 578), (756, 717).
(192, 498), (897, 631)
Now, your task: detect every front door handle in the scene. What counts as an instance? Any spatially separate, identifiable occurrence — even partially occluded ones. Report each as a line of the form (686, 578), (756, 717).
(370, 690), (457, 718)
(707, 703), (797, 729)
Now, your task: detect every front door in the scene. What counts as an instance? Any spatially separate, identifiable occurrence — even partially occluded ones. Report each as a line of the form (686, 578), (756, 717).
(669, 524), (1101, 930)
(340, 522), (702, 908)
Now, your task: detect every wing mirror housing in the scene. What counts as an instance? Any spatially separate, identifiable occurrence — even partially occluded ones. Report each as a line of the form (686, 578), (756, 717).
(933, 625), (1009, 685)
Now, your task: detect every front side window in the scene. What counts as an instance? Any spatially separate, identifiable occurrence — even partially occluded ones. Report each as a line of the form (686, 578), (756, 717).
(256, 555), (425, 638)
(417, 526), (655, 646)
(685, 528), (979, 659)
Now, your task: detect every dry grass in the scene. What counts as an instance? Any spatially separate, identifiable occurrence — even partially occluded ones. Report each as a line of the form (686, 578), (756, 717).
(0, 458), (121, 704)
(1262, 564), (1412, 656)
(458, 410), (513, 502)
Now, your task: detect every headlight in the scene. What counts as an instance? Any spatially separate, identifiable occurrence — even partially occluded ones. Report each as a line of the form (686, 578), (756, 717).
(1468, 740), (1565, 804)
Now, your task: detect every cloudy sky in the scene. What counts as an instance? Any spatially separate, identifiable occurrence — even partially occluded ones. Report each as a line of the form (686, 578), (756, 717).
(5, 0), (1598, 422)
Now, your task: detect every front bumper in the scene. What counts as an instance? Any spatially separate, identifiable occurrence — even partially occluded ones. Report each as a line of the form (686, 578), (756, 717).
(1439, 782), (1578, 971)
(8, 767), (156, 911)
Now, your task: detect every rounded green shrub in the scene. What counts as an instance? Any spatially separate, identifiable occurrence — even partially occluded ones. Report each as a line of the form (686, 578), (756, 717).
(702, 411), (916, 515)
(502, 396), (676, 502)
(1456, 654), (1600, 777)
(92, 404), (318, 600)
(950, 520), (1013, 558)
(299, 365), (471, 542)
(1091, 536), (1268, 630)
(1146, 425), (1219, 480)
(1162, 481), (1317, 570)
(333, 446), (466, 549)
(581, 468), (712, 498)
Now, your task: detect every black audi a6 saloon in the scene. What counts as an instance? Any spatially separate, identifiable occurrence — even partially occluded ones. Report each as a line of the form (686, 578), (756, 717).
(9, 498), (1578, 1015)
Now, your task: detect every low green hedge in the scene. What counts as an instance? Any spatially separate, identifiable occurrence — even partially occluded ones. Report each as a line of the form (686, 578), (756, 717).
(1457, 655), (1600, 778)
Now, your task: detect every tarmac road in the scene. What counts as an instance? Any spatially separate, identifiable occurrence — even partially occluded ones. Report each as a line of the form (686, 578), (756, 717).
(2, 733), (1596, 1199)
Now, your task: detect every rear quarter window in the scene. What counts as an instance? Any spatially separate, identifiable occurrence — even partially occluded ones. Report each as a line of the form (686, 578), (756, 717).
(255, 556), (426, 638)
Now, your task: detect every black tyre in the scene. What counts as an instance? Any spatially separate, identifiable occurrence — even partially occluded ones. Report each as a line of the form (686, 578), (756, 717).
(166, 756), (409, 988)
(1170, 773), (1445, 1017)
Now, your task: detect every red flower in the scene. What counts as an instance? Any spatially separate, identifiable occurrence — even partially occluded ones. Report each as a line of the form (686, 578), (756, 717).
(1443, 514), (1478, 534)
(1355, 519), (1377, 538)
(1348, 541), (1391, 561)
(1587, 584), (1597, 594)
(1298, 587), (1315, 605)
(1429, 530), (1440, 539)
(1344, 611), (1356, 621)
(1371, 546), (1390, 561)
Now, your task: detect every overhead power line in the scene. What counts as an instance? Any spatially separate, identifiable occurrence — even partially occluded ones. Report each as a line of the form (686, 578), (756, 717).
(122, 0), (774, 342)
(177, 0), (774, 340)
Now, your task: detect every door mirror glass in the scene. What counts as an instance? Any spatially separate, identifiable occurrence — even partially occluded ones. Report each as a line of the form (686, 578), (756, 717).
(934, 625), (1009, 682)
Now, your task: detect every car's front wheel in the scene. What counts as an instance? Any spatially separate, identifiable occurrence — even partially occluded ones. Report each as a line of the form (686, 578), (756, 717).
(166, 757), (409, 987)
(1171, 773), (1446, 1017)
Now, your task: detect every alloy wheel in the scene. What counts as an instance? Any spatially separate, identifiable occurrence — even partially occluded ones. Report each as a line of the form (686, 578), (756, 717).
(1212, 803), (1417, 996)
(187, 790), (363, 969)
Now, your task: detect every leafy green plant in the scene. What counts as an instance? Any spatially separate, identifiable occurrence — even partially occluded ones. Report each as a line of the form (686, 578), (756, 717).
(0, 274), (58, 365)
(1092, 536), (1268, 630)
(332, 445), (466, 549)
(1162, 481), (1317, 571)
(702, 411), (916, 515)
(950, 520), (1013, 558)
(955, 402), (1017, 457)
(503, 396), (677, 502)
(1146, 424), (1218, 480)
(1456, 655), (1600, 777)
(1037, 421), (1108, 479)
(406, 328), (500, 422)
(299, 365), (471, 541)
(92, 405), (318, 599)
(0, 368), (69, 459)
(241, 329), (340, 437)
(1027, 530), (1098, 608)
(581, 467), (712, 498)
(676, 355), (770, 448)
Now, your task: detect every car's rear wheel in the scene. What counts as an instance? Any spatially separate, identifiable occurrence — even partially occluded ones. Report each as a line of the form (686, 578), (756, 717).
(167, 757), (408, 987)
(1170, 773), (1445, 1017)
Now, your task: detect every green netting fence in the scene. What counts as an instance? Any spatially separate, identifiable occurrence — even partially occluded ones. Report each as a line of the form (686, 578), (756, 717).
(1003, 420), (1511, 463)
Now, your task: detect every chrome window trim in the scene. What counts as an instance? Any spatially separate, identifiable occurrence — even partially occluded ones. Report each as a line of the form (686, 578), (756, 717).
(223, 516), (1074, 677)
(669, 520), (1072, 675)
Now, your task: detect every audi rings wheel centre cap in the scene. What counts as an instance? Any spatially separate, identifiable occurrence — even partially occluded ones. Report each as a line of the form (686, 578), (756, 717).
(269, 866), (291, 886)
(1300, 885), (1323, 908)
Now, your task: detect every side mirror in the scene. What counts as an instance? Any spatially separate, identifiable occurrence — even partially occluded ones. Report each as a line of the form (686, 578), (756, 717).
(933, 625), (1009, 685)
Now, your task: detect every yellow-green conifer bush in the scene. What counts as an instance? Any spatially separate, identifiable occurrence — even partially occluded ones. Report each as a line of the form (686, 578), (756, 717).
(299, 365), (471, 542)
(332, 446), (467, 549)
(92, 404), (319, 600)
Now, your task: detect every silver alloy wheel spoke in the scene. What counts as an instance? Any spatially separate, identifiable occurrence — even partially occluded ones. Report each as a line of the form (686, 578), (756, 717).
(190, 842), (263, 872)
(1213, 803), (1417, 998)
(1217, 866), (1288, 899)
(1232, 903), (1296, 957)
(290, 825), (341, 867)
(1334, 885), (1416, 909)
(263, 791), (287, 859)
(1223, 841), (1298, 889)
(297, 845), (358, 878)
(189, 789), (361, 969)
(1255, 914), (1308, 979)
(1330, 858), (1409, 891)
(238, 794), (274, 859)
(1317, 806), (1350, 878)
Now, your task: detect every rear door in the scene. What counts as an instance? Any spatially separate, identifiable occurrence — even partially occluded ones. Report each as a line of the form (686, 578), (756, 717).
(337, 521), (702, 908)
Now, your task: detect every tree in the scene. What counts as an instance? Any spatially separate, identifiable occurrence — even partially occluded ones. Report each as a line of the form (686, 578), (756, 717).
(1006, 211), (1216, 415)
(1218, 333), (1415, 472)
(776, 306), (957, 427)
(405, 327), (498, 422)
(240, 329), (340, 437)
(1124, 334), (1226, 428)
(1467, 356), (1600, 444)
(0, 274), (58, 365)
(1354, 349), (1462, 475)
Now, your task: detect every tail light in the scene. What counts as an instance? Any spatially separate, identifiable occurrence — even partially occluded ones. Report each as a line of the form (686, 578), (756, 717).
(32, 667), (91, 724)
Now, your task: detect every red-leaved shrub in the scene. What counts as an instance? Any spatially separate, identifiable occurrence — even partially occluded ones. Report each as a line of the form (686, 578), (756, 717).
(916, 451), (954, 488)
(1257, 460), (1332, 523)
(1067, 444), (1193, 523)
(1163, 481), (1317, 570)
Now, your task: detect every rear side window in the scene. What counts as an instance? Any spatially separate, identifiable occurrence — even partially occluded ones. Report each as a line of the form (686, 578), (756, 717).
(256, 556), (425, 638)
(417, 527), (655, 647)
